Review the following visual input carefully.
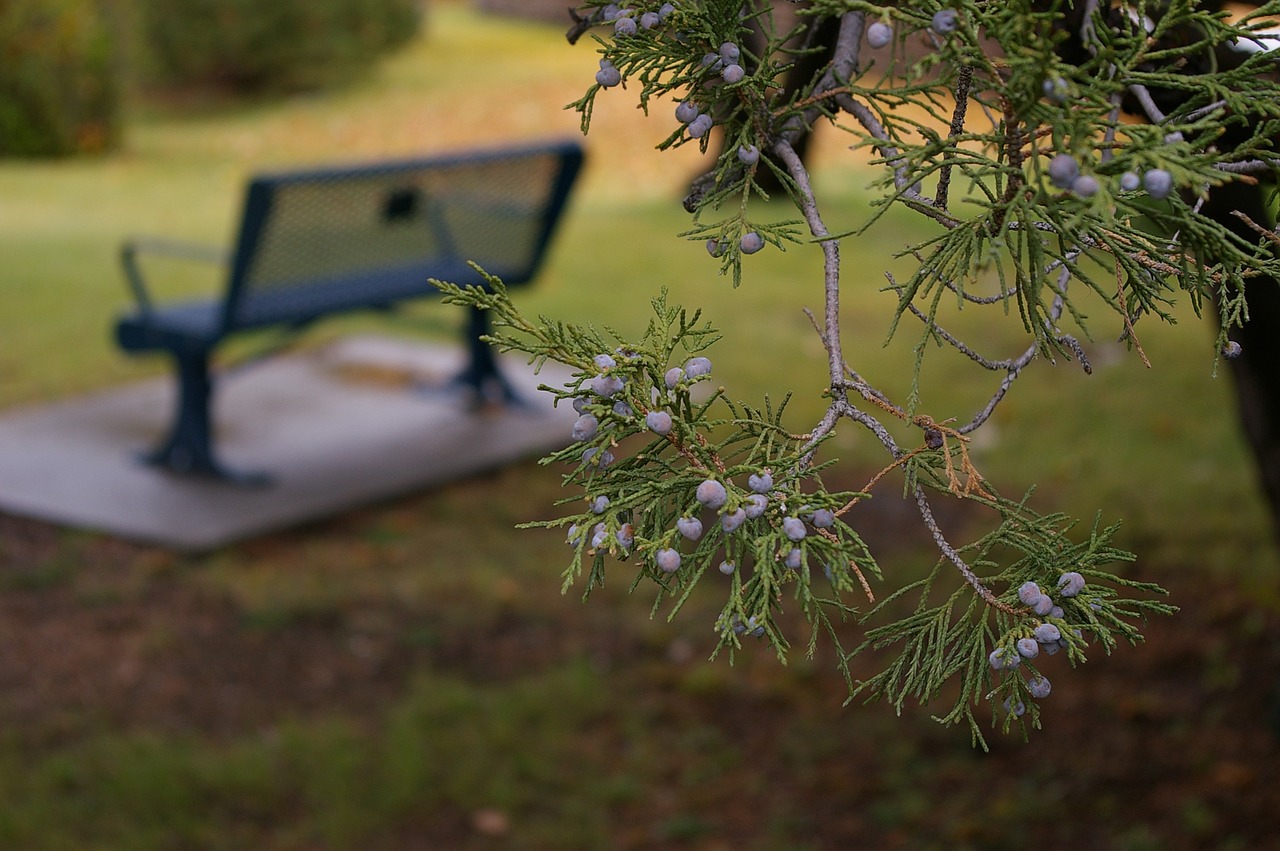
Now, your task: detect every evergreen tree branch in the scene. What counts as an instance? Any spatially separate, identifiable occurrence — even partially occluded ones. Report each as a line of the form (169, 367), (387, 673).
(435, 0), (1280, 738)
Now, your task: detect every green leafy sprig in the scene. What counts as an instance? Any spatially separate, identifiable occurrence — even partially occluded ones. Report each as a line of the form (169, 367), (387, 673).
(433, 0), (1278, 739)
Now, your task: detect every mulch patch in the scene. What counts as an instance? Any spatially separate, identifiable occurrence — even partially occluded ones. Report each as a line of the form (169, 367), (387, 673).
(2, 502), (1280, 848)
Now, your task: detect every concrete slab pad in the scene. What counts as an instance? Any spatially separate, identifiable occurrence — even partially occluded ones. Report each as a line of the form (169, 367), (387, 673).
(0, 336), (578, 552)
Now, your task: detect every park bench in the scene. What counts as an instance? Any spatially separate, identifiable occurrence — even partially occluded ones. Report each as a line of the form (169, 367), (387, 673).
(114, 139), (585, 485)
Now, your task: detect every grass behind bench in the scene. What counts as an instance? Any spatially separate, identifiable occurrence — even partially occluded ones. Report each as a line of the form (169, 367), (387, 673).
(0, 1), (1277, 848)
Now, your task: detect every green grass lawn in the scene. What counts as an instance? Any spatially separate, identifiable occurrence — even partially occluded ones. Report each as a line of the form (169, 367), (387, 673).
(1, 2), (1279, 849)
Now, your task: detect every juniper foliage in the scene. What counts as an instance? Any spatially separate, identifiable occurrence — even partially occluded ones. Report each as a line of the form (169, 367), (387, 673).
(434, 0), (1280, 744)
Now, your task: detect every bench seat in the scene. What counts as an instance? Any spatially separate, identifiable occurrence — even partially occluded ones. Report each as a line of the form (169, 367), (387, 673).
(114, 139), (584, 483)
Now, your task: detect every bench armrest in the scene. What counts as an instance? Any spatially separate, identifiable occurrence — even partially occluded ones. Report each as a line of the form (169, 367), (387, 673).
(120, 236), (231, 316)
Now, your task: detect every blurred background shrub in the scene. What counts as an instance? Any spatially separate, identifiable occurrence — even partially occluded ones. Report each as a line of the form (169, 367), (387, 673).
(0, 0), (426, 159)
(0, 0), (122, 157)
(137, 0), (424, 94)
(473, 0), (571, 21)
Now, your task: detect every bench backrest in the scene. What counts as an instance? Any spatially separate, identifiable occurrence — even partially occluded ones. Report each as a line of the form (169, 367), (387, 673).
(220, 139), (584, 332)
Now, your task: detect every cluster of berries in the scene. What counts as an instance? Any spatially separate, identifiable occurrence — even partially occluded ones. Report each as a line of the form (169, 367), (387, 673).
(602, 2), (675, 35)
(727, 615), (765, 637)
(565, 351), (721, 554)
(568, 516), (636, 553)
(1047, 153), (1174, 201)
(706, 232), (764, 257)
(646, 354), (710, 435)
(568, 350), (649, 469)
(594, 4), (676, 86)
(557, 340), (860, 651)
(988, 572), (1088, 714)
(656, 468), (839, 579)
(1041, 75), (1175, 199)
(657, 476), (747, 574)
(596, 59), (621, 88)
(861, 10), (953, 48)
(675, 98), (714, 139)
(591, 3), (773, 259)
(598, 4), (751, 140)
(701, 40), (747, 87)
(597, 5), (748, 138)
(706, 487), (847, 644)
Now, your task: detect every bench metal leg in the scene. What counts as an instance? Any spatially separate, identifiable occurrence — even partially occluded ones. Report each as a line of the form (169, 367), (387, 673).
(450, 305), (526, 407)
(141, 350), (271, 487)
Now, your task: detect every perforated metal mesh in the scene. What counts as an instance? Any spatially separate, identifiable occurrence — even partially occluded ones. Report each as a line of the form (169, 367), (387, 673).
(231, 149), (565, 327)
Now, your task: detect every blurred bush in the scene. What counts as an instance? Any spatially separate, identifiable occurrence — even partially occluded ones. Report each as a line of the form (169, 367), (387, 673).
(139, 0), (424, 94)
(474, 0), (570, 21)
(0, 0), (122, 157)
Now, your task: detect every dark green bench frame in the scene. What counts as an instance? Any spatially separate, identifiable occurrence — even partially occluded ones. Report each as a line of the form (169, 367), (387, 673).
(115, 139), (585, 484)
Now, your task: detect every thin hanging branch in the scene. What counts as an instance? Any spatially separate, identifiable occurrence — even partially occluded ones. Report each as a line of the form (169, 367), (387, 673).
(443, 0), (1280, 740)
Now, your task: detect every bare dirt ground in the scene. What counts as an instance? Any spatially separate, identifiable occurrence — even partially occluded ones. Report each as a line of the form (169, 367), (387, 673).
(2, 477), (1279, 849)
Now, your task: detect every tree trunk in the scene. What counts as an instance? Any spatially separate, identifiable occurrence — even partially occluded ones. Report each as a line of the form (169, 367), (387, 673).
(1202, 180), (1280, 538)
(729, 6), (839, 197)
